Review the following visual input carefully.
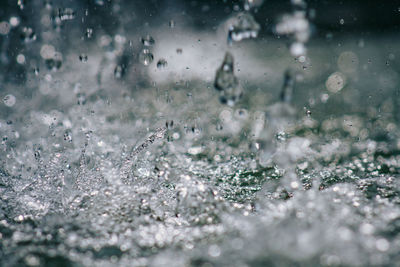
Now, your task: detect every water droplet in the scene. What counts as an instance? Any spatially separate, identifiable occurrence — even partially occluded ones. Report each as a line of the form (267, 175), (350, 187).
(228, 12), (260, 44)
(17, 0), (25, 10)
(3, 94), (16, 107)
(139, 49), (154, 66)
(214, 52), (242, 106)
(16, 54), (25, 64)
(20, 27), (36, 43)
(169, 20), (175, 28)
(157, 59), (168, 69)
(280, 70), (295, 103)
(95, 0), (104, 6)
(141, 35), (155, 46)
(176, 48), (183, 54)
(340, 18), (345, 25)
(58, 8), (75, 21)
(77, 93), (86, 105)
(86, 28), (93, 38)
(45, 52), (63, 71)
(114, 65), (124, 79)
(79, 54), (88, 62)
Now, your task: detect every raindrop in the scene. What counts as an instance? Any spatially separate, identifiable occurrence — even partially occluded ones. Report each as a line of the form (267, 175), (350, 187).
(86, 28), (93, 38)
(58, 8), (75, 21)
(79, 54), (88, 62)
(3, 94), (16, 107)
(77, 93), (86, 105)
(280, 70), (295, 103)
(157, 59), (168, 69)
(20, 27), (37, 43)
(141, 35), (155, 46)
(45, 52), (63, 71)
(17, 0), (25, 10)
(228, 12), (260, 44)
(114, 65), (124, 79)
(214, 52), (242, 106)
(94, 0), (104, 6)
(139, 49), (154, 66)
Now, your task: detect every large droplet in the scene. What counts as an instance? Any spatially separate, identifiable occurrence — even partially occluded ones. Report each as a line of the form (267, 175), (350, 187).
(139, 49), (154, 66)
(228, 12), (260, 44)
(214, 52), (242, 106)
(157, 59), (168, 69)
(141, 35), (155, 46)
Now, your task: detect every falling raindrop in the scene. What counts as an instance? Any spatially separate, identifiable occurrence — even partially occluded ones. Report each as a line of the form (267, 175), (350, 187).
(228, 12), (260, 44)
(79, 54), (88, 62)
(157, 59), (168, 69)
(280, 70), (295, 103)
(139, 49), (154, 66)
(214, 52), (242, 106)
(20, 27), (37, 43)
(141, 35), (155, 46)
(58, 8), (76, 21)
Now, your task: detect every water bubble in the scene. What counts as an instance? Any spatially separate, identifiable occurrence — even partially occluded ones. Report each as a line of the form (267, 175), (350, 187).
(141, 35), (155, 46)
(20, 27), (36, 43)
(339, 18), (345, 25)
(58, 8), (75, 21)
(114, 65), (124, 79)
(139, 49), (154, 66)
(214, 52), (242, 106)
(157, 59), (168, 69)
(3, 94), (16, 107)
(79, 54), (88, 62)
(228, 12), (260, 44)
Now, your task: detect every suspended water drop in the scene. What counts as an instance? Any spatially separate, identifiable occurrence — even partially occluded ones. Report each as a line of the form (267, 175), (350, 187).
(114, 65), (124, 79)
(20, 27), (36, 43)
(86, 28), (93, 38)
(17, 0), (25, 10)
(228, 12), (260, 44)
(214, 52), (242, 106)
(76, 93), (86, 105)
(45, 52), (63, 71)
(139, 49), (154, 66)
(58, 8), (75, 21)
(280, 70), (295, 103)
(79, 54), (88, 62)
(141, 35), (155, 46)
(3, 94), (16, 107)
(157, 59), (168, 69)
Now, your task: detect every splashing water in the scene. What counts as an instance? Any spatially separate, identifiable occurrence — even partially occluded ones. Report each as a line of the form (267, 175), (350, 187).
(1, 1), (400, 267)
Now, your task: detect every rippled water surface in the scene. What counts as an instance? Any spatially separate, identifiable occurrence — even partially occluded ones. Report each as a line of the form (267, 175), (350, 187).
(1, 1), (400, 266)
